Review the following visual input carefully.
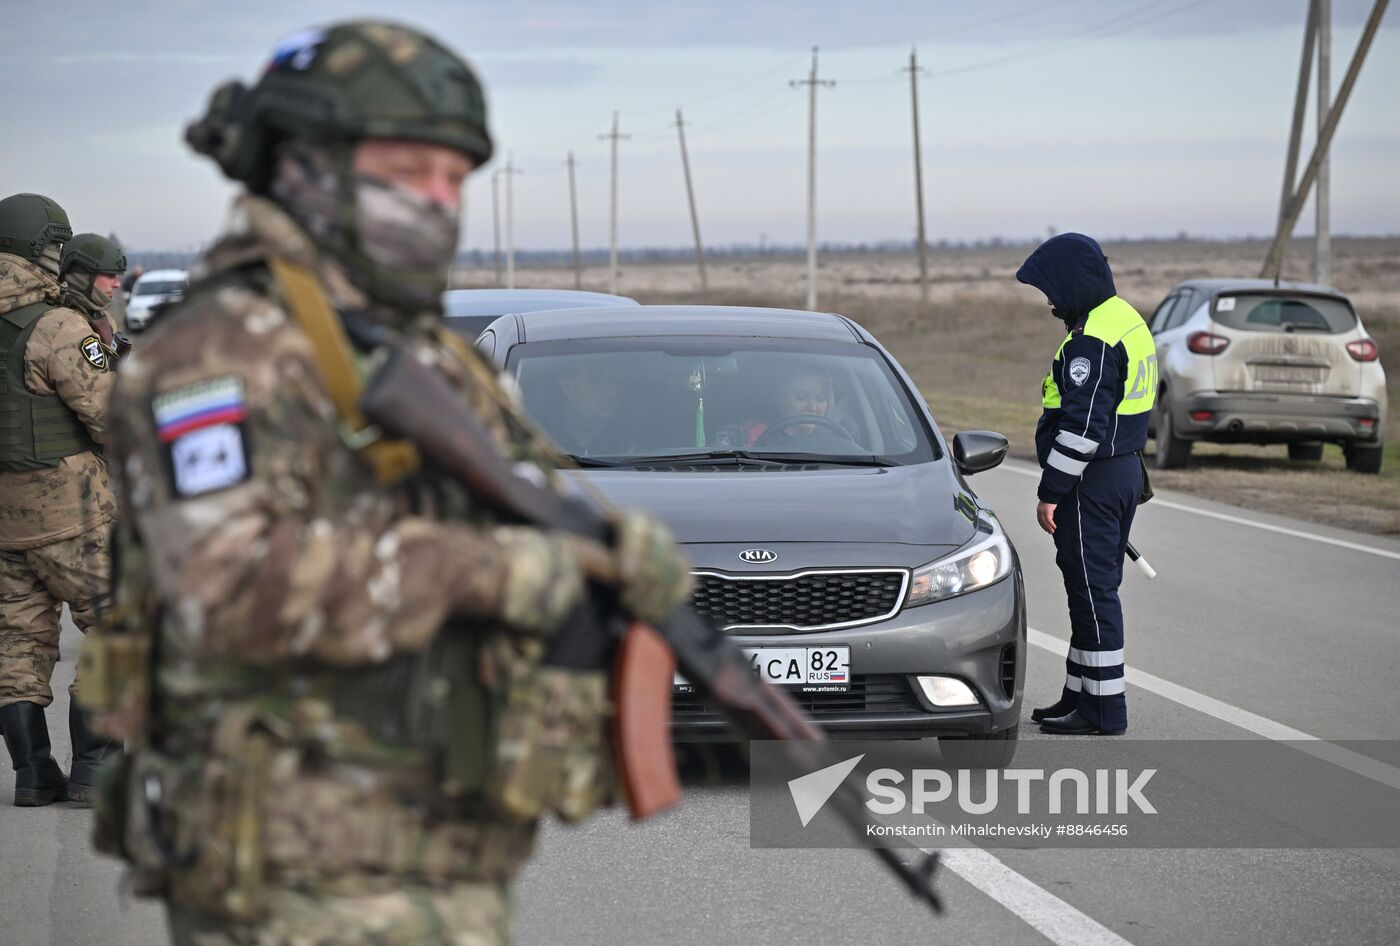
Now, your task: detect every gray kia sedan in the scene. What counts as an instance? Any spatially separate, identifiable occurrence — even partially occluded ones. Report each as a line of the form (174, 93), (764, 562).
(480, 305), (1027, 766)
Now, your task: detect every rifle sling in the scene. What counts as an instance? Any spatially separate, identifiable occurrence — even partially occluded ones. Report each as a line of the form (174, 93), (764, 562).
(268, 257), (419, 484)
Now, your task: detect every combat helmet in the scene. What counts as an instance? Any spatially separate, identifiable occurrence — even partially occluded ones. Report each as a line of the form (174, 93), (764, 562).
(61, 234), (128, 278)
(0, 194), (73, 261)
(186, 21), (493, 190)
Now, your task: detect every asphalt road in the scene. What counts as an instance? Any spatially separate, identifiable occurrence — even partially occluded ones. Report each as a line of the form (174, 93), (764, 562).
(3, 460), (1398, 945)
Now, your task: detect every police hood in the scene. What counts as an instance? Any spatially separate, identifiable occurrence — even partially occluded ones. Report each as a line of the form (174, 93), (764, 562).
(1015, 232), (1116, 323)
(567, 464), (973, 550)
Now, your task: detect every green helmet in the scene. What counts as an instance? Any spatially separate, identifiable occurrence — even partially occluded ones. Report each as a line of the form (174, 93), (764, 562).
(186, 21), (493, 190)
(0, 193), (73, 261)
(61, 233), (127, 277)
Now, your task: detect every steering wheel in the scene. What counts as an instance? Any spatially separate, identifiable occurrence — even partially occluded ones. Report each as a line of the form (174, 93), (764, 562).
(753, 413), (856, 446)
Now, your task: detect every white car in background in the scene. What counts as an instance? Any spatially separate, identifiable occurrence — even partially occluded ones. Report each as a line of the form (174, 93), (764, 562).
(125, 269), (188, 333)
(1148, 278), (1387, 473)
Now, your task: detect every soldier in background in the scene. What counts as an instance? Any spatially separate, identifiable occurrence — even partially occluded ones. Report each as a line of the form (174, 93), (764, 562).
(60, 232), (133, 362)
(0, 194), (117, 807)
(88, 21), (690, 945)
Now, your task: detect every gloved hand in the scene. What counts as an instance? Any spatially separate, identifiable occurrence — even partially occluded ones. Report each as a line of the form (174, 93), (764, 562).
(611, 510), (693, 625)
(496, 528), (587, 635)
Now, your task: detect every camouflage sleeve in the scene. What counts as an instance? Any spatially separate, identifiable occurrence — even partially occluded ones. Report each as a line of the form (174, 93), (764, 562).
(29, 307), (116, 443)
(113, 290), (580, 667)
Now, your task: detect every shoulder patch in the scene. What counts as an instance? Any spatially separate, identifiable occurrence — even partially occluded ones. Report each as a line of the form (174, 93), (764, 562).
(1067, 356), (1092, 387)
(80, 335), (108, 370)
(153, 376), (250, 497)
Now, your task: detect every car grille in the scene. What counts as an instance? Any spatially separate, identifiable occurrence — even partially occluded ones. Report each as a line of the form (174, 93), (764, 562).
(691, 569), (908, 631)
(672, 674), (924, 720)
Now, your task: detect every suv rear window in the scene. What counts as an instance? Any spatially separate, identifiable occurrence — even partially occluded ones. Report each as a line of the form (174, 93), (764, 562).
(1211, 294), (1357, 334)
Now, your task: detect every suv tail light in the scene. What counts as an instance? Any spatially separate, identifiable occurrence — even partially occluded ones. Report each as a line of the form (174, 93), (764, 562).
(1346, 339), (1379, 362)
(1187, 331), (1230, 355)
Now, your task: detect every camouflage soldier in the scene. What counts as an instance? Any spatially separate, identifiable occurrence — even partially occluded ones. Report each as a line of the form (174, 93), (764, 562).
(86, 21), (691, 946)
(60, 233), (132, 362)
(0, 194), (117, 807)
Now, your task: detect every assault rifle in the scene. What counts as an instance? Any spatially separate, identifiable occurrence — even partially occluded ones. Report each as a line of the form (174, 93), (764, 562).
(359, 343), (945, 915)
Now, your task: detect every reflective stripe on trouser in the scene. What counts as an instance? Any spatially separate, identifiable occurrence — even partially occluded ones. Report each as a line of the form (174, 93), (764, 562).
(0, 527), (110, 708)
(1051, 453), (1139, 731)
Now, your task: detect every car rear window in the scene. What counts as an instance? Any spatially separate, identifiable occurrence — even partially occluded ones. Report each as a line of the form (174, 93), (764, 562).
(134, 280), (186, 296)
(1211, 294), (1357, 334)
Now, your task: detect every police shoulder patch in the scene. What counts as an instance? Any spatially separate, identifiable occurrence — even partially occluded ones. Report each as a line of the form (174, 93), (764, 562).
(1068, 356), (1092, 387)
(80, 335), (107, 371)
(152, 376), (251, 498)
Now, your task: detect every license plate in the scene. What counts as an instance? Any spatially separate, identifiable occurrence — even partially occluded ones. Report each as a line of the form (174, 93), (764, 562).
(674, 645), (850, 693)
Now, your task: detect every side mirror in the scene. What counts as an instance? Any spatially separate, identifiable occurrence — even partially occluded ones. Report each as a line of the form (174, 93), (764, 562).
(952, 430), (1009, 475)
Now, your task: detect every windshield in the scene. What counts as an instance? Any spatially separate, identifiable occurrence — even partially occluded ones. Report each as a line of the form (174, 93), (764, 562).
(507, 338), (935, 465)
(1212, 294), (1357, 334)
(133, 280), (186, 297)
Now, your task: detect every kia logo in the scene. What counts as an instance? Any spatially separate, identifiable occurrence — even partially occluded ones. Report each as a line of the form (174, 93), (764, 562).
(739, 548), (778, 564)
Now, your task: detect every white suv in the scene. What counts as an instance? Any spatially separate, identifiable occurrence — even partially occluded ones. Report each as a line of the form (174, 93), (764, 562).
(1147, 278), (1387, 473)
(125, 269), (188, 333)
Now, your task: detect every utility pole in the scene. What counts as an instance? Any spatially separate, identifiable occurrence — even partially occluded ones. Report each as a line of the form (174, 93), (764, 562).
(566, 151), (582, 290)
(1262, 0), (1389, 281)
(598, 110), (630, 295)
(1315, 0), (1332, 284)
(1277, 0), (1317, 245)
(791, 47), (835, 311)
(674, 108), (708, 294)
(490, 169), (502, 286)
(501, 152), (522, 289)
(903, 47), (930, 305)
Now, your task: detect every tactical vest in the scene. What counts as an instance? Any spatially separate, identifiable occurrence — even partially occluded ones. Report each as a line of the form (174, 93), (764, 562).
(1042, 296), (1157, 415)
(0, 302), (97, 470)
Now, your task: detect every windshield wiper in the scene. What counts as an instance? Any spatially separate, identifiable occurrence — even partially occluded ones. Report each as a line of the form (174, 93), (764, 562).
(1281, 322), (1330, 332)
(740, 451), (898, 467)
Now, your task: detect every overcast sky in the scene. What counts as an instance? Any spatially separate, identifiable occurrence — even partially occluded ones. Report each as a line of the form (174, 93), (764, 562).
(2, 0), (1396, 252)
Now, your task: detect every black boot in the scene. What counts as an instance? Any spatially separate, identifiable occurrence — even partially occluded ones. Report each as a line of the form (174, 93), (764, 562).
(68, 700), (115, 807)
(0, 702), (69, 806)
(1030, 699), (1075, 723)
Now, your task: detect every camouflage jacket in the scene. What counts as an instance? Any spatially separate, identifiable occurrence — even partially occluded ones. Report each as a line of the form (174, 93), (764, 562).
(0, 253), (116, 549)
(105, 197), (612, 900)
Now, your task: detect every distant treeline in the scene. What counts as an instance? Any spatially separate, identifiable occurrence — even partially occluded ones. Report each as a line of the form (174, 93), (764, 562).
(123, 233), (1393, 272)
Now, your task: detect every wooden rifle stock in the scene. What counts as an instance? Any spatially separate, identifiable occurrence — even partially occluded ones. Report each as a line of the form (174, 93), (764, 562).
(359, 344), (944, 913)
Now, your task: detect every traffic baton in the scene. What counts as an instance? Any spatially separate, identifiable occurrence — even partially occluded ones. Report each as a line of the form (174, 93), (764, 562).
(1125, 541), (1157, 579)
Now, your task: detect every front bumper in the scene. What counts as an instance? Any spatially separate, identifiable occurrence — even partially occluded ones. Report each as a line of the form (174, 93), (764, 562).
(671, 570), (1025, 741)
(1180, 392), (1381, 443)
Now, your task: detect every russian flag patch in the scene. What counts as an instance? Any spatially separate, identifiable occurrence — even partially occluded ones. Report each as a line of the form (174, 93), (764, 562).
(153, 376), (250, 497)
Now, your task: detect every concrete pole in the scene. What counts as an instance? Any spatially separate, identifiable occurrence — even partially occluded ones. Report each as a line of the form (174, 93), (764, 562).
(675, 109), (709, 294)
(906, 48), (929, 304)
(491, 170), (502, 287)
(1278, 0), (1317, 242)
(1315, 0), (1332, 285)
(598, 111), (629, 295)
(791, 48), (834, 311)
(1262, 0), (1390, 280)
(504, 152), (517, 290)
(566, 151), (582, 290)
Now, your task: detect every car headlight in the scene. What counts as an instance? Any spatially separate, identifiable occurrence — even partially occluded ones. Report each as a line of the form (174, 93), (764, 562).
(905, 516), (1012, 607)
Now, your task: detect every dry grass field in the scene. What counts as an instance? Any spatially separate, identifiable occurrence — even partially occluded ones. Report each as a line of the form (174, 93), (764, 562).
(453, 236), (1400, 535)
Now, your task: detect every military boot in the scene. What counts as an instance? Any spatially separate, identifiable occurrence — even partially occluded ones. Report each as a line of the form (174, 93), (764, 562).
(67, 700), (115, 806)
(0, 702), (69, 806)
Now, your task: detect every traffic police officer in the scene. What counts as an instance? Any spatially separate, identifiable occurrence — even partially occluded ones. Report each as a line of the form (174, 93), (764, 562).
(1018, 233), (1155, 735)
(0, 194), (118, 805)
